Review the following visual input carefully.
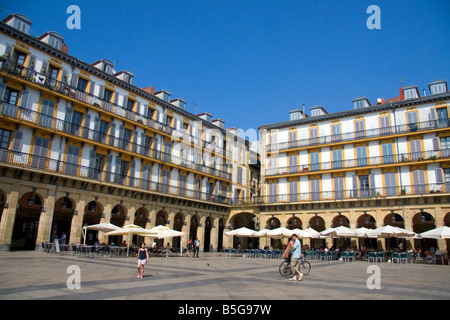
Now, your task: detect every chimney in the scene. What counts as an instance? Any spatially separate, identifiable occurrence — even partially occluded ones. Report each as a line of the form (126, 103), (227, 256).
(142, 86), (155, 95)
(61, 42), (69, 54)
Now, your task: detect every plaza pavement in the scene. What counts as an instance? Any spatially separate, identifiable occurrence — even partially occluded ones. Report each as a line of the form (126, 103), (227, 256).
(0, 250), (449, 301)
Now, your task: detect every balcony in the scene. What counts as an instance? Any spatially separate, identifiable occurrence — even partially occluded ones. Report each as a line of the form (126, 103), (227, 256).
(0, 148), (232, 206)
(0, 101), (232, 181)
(0, 59), (229, 157)
(267, 119), (450, 153)
(231, 182), (450, 206)
(265, 150), (449, 176)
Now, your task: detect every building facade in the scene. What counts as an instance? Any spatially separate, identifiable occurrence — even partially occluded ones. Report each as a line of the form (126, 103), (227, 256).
(0, 13), (449, 253)
(257, 81), (450, 250)
(0, 14), (255, 251)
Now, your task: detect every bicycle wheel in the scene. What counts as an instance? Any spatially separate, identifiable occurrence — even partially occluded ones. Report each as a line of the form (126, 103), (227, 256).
(299, 260), (311, 275)
(279, 260), (293, 277)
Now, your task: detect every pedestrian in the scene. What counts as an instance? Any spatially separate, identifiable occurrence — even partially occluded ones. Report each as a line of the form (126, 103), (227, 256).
(194, 237), (200, 258)
(187, 238), (194, 258)
(288, 234), (304, 281)
(136, 242), (149, 279)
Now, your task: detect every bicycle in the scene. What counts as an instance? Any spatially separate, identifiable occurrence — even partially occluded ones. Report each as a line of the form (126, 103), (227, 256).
(279, 256), (311, 277)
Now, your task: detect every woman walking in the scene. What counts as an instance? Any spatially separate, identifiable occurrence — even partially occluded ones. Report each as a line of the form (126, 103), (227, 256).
(137, 243), (149, 279)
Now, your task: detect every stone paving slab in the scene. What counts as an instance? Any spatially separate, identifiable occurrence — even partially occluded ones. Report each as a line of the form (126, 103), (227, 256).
(0, 251), (449, 301)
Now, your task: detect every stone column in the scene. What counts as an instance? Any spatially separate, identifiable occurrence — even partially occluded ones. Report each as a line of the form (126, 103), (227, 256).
(0, 185), (19, 250)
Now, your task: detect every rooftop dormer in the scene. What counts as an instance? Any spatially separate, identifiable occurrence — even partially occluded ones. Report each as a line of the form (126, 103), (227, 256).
(171, 98), (187, 110)
(2, 13), (32, 35)
(38, 31), (64, 50)
(310, 105), (328, 117)
(289, 109), (307, 121)
(114, 70), (134, 84)
(402, 85), (420, 100)
(353, 96), (371, 109)
(429, 79), (447, 95)
(155, 90), (171, 102)
(92, 59), (114, 75)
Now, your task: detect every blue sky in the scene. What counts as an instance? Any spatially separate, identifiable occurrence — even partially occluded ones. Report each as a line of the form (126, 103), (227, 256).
(1, 0), (449, 134)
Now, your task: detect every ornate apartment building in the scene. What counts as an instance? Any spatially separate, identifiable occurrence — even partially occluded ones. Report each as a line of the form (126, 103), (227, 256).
(257, 81), (450, 249)
(0, 13), (449, 252)
(0, 14), (256, 250)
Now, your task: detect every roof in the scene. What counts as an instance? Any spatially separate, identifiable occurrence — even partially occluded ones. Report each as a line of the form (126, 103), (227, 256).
(259, 91), (450, 130)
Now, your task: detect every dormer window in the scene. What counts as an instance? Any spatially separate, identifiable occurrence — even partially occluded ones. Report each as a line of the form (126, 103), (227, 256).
(429, 80), (447, 95)
(2, 14), (32, 35)
(402, 86), (419, 100)
(353, 97), (371, 109)
(38, 31), (64, 51)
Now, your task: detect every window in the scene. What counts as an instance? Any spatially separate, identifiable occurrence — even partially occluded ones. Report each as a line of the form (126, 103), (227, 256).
(332, 149), (343, 169)
(412, 170), (426, 194)
(289, 180), (298, 202)
(407, 111), (418, 132)
(310, 152), (319, 171)
(309, 127), (318, 146)
(49, 66), (59, 87)
(141, 165), (151, 190)
(288, 131), (297, 148)
(356, 146), (367, 167)
(289, 154), (298, 173)
(355, 120), (365, 139)
(384, 172), (397, 196)
(126, 99), (135, 111)
(0, 128), (11, 149)
(334, 176), (344, 199)
(103, 89), (113, 102)
(65, 145), (80, 175)
(410, 139), (422, 160)
(311, 178), (320, 201)
(12, 50), (26, 66)
(237, 167), (243, 185)
(268, 182), (277, 203)
(382, 143), (394, 164)
(354, 100), (366, 109)
(179, 174), (187, 197)
(13, 19), (30, 34)
(430, 83), (447, 95)
(39, 99), (55, 128)
(359, 175), (369, 198)
(441, 137), (450, 158)
(49, 36), (62, 50)
(436, 108), (449, 128)
(380, 116), (391, 135)
(77, 78), (88, 92)
(31, 136), (49, 169)
(444, 168), (450, 192)
(331, 123), (341, 142)
(404, 89), (418, 100)
(4, 88), (19, 105)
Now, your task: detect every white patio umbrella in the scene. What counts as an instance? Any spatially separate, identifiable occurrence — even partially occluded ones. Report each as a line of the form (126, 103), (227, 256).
(105, 224), (157, 256)
(355, 227), (378, 238)
(305, 227), (329, 239)
(418, 226), (450, 239)
(225, 227), (257, 237)
(266, 227), (295, 239)
(82, 222), (121, 244)
(371, 225), (415, 238)
(320, 226), (363, 238)
(147, 225), (185, 239)
(288, 228), (313, 239)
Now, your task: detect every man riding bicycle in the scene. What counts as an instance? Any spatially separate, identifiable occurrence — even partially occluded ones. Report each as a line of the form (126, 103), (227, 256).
(282, 234), (304, 281)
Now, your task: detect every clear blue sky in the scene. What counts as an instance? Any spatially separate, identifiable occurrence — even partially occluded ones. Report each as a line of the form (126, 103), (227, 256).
(2, 0), (449, 134)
